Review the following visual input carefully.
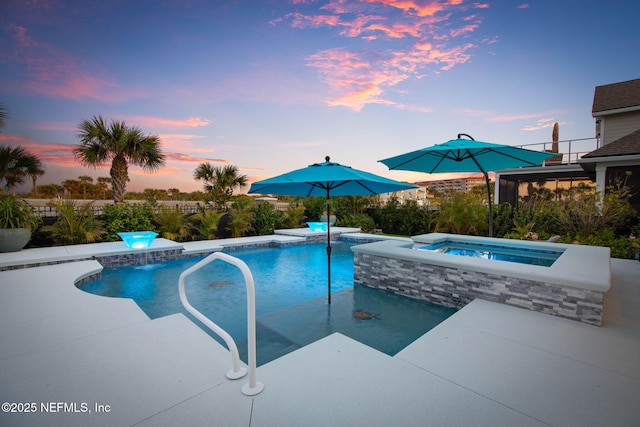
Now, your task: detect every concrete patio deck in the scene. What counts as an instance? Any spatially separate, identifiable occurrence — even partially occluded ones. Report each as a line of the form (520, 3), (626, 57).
(0, 242), (638, 426)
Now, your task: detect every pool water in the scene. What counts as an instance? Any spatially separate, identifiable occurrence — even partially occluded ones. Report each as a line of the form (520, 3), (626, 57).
(416, 240), (564, 266)
(81, 242), (455, 365)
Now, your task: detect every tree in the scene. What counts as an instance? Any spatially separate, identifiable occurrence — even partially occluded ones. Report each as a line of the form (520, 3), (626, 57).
(37, 184), (63, 199)
(0, 145), (44, 195)
(0, 103), (6, 131)
(194, 163), (247, 209)
(62, 179), (80, 198)
(78, 175), (93, 199)
(74, 116), (165, 203)
(96, 177), (111, 199)
(167, 188), (181, 200)
(30, 167), (45, 197)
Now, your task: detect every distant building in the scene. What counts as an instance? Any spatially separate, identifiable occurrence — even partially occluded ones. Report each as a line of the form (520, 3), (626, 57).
(418, 177), (486, 194)
(378, 185), (427, 205)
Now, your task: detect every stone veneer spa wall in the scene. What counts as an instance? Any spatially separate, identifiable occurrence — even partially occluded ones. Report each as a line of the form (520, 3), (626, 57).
(352, 234), (611, 326)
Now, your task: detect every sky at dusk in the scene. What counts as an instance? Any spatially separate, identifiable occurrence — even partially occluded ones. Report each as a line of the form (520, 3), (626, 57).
(1, 0), (639, 194)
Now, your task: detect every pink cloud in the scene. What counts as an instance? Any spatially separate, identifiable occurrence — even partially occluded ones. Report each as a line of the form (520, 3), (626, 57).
(522, 119), (569, 132)
(517, 4), (530, 9)
(457, 109), (568, 131)
(125, 116), (212, 129)
(3, 24), (138, 103)
(0, 134), (77, 167)
(165, 152), (231, 165)
(369, 0), (448, 17)
(487, 113), (555, 123)
(277, 0), (488, 111)
(450, 24), (478, 37)
(283, 12), (340, 28)
(307, 48), (411, 110)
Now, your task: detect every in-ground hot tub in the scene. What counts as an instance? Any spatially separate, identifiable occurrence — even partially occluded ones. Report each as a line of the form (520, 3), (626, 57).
(352, 233), (611, 325)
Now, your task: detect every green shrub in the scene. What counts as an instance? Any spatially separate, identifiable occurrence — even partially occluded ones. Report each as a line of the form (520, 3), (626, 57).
(336, 213), (376, 232)
(102, 203), (156, 241)
(281, 205), (306, 229)
(435, 192), (487, 235)
(0, 195), (41, 230)
(397, 199), (433, 235)
(43, 201), (105, 245)
(155, 206), (190, 241)
(227, 196), (254, 238)
(557, 183), (635, 237)
(303, 197), (326, 221)
(372, 196), (402, 234)
(251, 202), (281, 235)
(189, 207), (226, 240)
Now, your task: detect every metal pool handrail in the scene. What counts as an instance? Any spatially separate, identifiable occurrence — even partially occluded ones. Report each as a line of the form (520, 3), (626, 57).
(178, 252), (264, 396)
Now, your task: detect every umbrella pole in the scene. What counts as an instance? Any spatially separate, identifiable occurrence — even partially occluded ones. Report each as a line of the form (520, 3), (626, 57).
(483, 171), (493, 237)
(326, 191), (332, 304)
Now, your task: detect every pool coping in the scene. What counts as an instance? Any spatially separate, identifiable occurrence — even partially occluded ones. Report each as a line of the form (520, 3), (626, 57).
(1, 248), (638, 425)
(0, 227), (365, 271)
(354, 233), (611, 292)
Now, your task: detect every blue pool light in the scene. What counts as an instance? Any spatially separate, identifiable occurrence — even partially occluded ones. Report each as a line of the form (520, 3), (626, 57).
(118, 231), (158, 249)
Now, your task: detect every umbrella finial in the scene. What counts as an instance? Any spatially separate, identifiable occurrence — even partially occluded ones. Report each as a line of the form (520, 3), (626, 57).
(457, 133), (475, 140)
(325, 156), (330, 162)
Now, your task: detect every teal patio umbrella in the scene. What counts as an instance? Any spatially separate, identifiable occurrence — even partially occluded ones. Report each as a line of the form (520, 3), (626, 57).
(249, 156), (416, 304)
(379, 134), (558, 237)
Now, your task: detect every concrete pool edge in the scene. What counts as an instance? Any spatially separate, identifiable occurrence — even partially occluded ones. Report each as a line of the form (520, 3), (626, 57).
(0, 227), (364, 271)
(352, 234), (611, 326)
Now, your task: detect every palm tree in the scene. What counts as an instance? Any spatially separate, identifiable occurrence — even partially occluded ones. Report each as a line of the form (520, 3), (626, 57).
(96, 177), (111, 199)
(30, 167), (45, 197)
(74, 116), (165, 203)
(38, 184), (63, 199)
(62, 179), (81, 198)
(0, 103), (6, 131)
(78, 175), (93, 200)
(168, 187), (181, 200)
(193, 163), (247, 210)
(0, 145), (44, 195)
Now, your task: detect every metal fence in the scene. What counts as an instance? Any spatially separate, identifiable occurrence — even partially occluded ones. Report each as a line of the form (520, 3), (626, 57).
(516, 137), (599, 165)
(28, 199), (294, 219)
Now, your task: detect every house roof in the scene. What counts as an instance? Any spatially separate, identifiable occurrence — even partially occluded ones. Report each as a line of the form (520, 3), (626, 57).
(592, 78), (640, 114)
(582, 128), (640, 158)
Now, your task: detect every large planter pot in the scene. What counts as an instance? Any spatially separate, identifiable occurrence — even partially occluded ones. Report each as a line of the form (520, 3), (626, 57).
(0, 228), (32, 252)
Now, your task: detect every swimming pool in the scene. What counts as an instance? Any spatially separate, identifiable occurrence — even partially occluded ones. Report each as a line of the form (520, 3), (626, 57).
(81, 242), (455, 365)
(415, 240), (564, 266)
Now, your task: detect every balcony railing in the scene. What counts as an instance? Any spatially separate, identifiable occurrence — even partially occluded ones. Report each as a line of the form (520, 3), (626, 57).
(516, 137), (599, 166)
